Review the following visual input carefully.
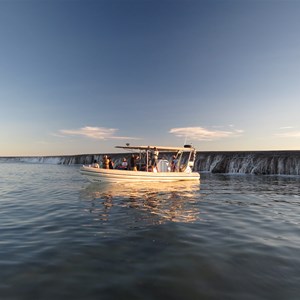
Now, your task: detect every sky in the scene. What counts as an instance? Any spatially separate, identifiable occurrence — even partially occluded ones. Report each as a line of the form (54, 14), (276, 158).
(1, 0), (300, 156)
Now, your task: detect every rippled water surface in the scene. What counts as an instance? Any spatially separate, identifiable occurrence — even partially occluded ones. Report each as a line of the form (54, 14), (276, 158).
(0, 163), (300, 300)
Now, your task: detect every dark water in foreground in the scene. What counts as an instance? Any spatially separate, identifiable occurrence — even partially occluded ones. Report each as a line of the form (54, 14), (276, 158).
(0, 164), (299, 300)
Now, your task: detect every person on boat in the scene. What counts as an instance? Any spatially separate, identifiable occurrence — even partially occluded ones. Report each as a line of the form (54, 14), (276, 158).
(102, 155), (109, 169)
(92, 159), (100, 168)
(121, 158), (128, 170)
(130, 154), (138, 171)
(108, 156), (114, 169)
(151, 147), (159, 168)
(171, 155), (178, 172)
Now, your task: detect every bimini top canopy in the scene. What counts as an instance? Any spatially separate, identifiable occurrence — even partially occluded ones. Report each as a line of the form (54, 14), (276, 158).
(115, 145), (196, 152)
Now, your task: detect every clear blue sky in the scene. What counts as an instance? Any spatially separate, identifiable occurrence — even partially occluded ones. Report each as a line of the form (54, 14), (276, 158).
(1, 0), (300, 156)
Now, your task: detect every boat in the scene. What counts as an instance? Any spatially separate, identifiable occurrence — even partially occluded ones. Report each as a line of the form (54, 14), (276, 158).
(80, 145), (200, 183)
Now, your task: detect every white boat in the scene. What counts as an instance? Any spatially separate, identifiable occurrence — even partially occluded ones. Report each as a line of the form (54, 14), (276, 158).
(80, 145), (200, 183)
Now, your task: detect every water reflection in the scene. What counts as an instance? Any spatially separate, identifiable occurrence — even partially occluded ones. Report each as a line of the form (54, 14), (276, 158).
(80, 181), (201, 224)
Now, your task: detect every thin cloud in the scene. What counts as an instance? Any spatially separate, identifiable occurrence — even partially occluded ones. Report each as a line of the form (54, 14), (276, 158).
(276, 131), (300, 138)
(58, 126), (139, 140)
(279, 126), (294, 130)
(169, 126), (243, 141)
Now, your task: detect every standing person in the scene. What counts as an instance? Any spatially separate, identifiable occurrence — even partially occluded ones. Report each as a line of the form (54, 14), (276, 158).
(130, 154), (138, 171)
(151, 147), (159, 167)
(171, 155), (178, 172)
(102, 155), (109, 169)
(108, 156), (114, 169)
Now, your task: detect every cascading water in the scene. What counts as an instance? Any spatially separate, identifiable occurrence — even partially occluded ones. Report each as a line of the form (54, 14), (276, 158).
(1, 151), (300, 175)
(196, 151), (300, 175)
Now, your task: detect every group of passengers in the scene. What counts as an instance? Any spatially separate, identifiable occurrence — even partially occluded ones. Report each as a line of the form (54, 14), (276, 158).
(91, 150), (179, 172)
(109, 155), (138, 171)
(91, 155), (114, 169)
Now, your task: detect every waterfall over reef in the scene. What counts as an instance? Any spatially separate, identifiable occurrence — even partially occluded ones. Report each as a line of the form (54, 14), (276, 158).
(1, 151), (299, 175)
(196, 151), (300, 175)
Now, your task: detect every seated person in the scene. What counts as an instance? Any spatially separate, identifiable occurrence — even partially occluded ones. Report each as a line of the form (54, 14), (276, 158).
(91, 159), (100, 168)
(121, 158), (128, 169)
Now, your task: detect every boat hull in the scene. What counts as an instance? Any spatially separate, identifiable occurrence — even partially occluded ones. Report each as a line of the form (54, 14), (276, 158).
(80, 166), (200, 183)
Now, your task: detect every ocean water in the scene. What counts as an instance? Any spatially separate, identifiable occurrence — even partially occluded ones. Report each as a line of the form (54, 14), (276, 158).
(0, 163), (299, 300)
